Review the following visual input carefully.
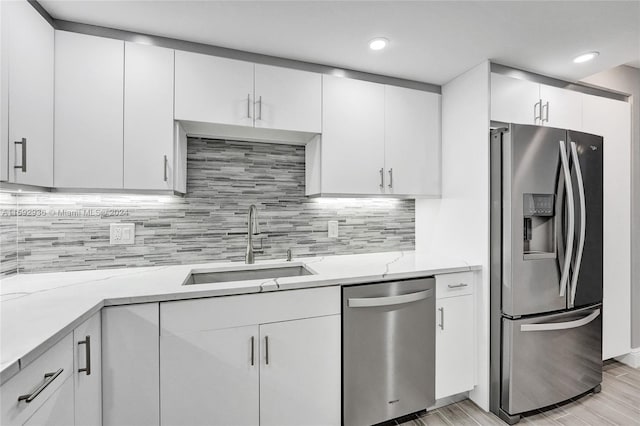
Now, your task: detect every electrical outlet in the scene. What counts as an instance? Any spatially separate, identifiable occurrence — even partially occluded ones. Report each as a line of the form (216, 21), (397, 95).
(110, 223), (135, 245)
(328, 220), (339, 238)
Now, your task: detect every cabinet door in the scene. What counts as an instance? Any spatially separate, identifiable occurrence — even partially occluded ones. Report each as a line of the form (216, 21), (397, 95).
(254, 64), (321, 133)
(1, 1), (8, 182)
(74, 312), (101, 426)
(54, 31), (124, 189)
(124, 42), (174, 190)
(102, 304), (159, 426)
(539, 85), (583, 130)
(435, 295), (475, 399)
(22, 378), (74, 426)
(174, 50), (254, 126)
(321, 75), (385, 195)
(385, 85), (441, 196)
(491, 73), (540, 125)
(260, 315), (341, 426)
(5, 0), (54, 186)
(582, 94), (631, 360)
(160, 325), (259, 426)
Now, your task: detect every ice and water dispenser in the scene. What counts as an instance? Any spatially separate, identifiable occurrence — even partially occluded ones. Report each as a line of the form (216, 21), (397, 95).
(523, 193), (556, 259)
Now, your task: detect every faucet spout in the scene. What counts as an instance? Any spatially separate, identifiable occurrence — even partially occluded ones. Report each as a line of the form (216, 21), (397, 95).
(246, 205), (259, 264)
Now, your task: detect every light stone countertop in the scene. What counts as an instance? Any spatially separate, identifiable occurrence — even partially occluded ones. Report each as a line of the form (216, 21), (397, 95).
(0, 250), (480, 383)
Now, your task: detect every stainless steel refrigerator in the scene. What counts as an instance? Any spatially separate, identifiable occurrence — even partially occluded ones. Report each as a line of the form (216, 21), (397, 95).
(490, 124), (603, 425)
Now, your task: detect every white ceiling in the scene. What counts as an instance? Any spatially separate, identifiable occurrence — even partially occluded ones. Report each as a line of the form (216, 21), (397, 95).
(39, 0), (640, 85)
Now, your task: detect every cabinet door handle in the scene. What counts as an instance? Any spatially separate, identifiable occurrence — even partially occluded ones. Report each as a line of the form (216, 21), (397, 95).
(447, 283), (468, 289)
(18, 369), (64, 403)
(78, 335), (91, 375)
(14, 138), (27, 172)
(542, 101), (549, 123)
(256, 96), (262, 121)
(250, 336), (255, 366)
(265, 335), (269, 365)
(379, 168), (384, 189)
(438, 307), (444, 330)
(388, 168), (393, 189)
(534, 99), (542, 124)
(163, 155), (168, 182)
(247, 94), (251, 118)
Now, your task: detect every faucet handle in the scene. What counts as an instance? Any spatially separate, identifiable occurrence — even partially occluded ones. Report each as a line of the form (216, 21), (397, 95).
(286, 249), (292, 262)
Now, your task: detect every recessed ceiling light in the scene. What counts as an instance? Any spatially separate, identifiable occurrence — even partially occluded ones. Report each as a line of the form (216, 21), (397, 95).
(369, 37), (389, 51)
(573, 51), (599, 63)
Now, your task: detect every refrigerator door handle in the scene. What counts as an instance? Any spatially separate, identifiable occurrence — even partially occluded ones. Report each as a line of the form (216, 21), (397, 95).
(520, 309), (600, 332)
(569, 141), (586, 308)
(558, 141), (575, 297)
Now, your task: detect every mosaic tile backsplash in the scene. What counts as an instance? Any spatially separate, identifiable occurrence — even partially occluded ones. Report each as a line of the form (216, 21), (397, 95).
(0, 138), (415, 277)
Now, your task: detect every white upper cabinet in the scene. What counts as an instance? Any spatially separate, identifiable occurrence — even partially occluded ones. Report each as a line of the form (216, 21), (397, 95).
(2, 0), (54, 186)
(385, 85), (441, 196)
(539, 85), (582, 130)
(582, 94), (632, 360)
(174, 51), (254, 127)
(491, 73), (540, 125)
(54, 31), (124, 189)
(124, 42), (175, 191)
(254, 64), (322, 133)
(315, 75), (386, 195)
(491, 73), (583, 130)
(307, 76), (441, 197)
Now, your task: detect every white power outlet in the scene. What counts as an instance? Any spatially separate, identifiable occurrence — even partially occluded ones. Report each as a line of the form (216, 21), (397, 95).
(110, 223), (135, 245)
(328, 220), (339, 238)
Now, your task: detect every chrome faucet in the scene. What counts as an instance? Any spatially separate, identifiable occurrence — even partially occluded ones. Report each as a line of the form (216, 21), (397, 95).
(245, 205), (260, 264)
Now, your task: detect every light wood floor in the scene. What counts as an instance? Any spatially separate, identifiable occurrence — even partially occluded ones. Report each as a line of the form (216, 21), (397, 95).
(397, 361), (640, 426)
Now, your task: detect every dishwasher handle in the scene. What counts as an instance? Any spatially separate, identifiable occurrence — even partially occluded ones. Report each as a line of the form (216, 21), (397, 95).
(348, 289), (433, 308)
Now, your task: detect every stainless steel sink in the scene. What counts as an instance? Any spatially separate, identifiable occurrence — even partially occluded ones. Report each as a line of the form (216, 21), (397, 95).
(183, 265), (314, 285)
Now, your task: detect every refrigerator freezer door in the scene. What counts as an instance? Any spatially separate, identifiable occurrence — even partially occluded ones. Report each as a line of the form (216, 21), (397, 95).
(567, 130), (603, 309)
(501, 124), (568, 316)
(501, 306), (602, 415)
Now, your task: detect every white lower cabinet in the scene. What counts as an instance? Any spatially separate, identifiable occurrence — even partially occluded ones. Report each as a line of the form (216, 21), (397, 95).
(22, 378), (75, 426)
(160, 287), (341, 426)
(0, 335), (73, 426)
(259, 315), (341, 426)
(435, 272), (476, 400)
(73, 313), (101, 426)
(102, 303), (159, 426)
(161, 325), (260, 426)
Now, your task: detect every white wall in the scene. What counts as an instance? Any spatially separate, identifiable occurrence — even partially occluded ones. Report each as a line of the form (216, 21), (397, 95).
(416, 61), (491, 409)
(582, 65), (640, 354)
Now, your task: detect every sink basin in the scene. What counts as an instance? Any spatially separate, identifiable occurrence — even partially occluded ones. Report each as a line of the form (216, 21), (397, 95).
(183, 265), (314, 285)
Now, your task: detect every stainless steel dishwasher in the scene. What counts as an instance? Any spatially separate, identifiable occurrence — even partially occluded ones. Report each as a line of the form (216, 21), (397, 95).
(343, 278), (436, 426)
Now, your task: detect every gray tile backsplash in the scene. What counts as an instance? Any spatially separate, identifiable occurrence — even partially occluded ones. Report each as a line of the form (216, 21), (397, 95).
(0, 138), (414, 277)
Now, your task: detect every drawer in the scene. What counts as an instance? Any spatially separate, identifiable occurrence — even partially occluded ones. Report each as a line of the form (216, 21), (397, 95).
(435, 272), (474, 299)
(161, 286), (341, 335)
(1, 333), (73, 426)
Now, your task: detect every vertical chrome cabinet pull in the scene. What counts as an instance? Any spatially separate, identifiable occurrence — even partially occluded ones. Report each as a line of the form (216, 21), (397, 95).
(78, 335), (91, 375)
(379, 168), (384, 188)
(257, 96), (262, 120)
(18, 369), (64, 403)
(246, 94), (251, 118)
(163, 155), (168, 182)
(265, 336), (269, 365)
(542, 101), (550, 123)
(14, 138), (27, 172)
(438, 307), (444, 330)
(250, 336), (255, 366)
(558, 140), (575, 297)
(534, 100), (542, 123)
(388, 168), (393, 189)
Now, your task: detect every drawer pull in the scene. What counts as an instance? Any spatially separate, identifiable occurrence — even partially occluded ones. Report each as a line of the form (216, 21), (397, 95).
(78, 335), (91, 375)
(18, 368), (64, 403)
(447, 283), (468, 289)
